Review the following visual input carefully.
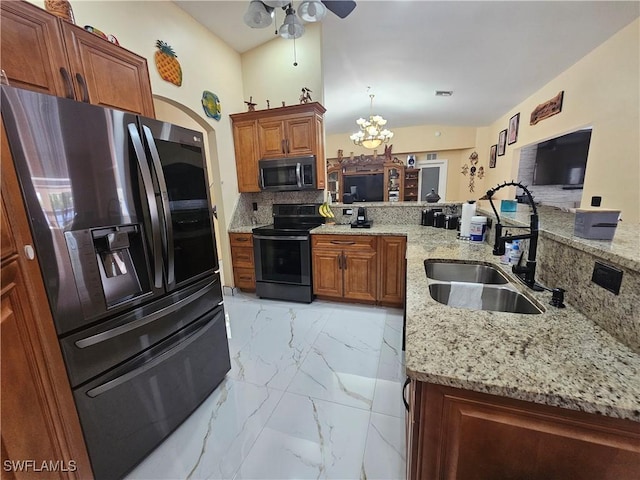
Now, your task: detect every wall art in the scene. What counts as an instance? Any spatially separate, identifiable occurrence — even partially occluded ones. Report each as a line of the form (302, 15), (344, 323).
(155, 40), (182, 87)
(489, 144), (497, 168)
(507, 113), (520, 145)
(530, 91), (564, 125)
(201, 91), (221, 121)
(498, 129), (507, 156)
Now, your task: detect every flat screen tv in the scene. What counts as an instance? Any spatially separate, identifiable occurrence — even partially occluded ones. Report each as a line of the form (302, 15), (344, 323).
(343, 173), (384, 202)
(533, 129), (592, 188)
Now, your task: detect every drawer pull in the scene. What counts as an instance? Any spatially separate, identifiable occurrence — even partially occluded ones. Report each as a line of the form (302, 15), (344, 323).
(236, 237), (249, 242)
(330, 240), (356, 245)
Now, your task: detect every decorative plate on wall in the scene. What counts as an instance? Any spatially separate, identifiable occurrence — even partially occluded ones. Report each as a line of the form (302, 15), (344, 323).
(201, 91), (221, 121)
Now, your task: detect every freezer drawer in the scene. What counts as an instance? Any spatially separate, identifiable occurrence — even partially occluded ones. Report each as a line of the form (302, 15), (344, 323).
(73, 304), (230, 480)
(61, 274), (222, 387)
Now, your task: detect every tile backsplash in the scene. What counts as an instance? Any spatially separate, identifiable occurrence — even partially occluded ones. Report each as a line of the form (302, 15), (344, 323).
(230, 191), (324, 227)
(537, 236), (640, 354)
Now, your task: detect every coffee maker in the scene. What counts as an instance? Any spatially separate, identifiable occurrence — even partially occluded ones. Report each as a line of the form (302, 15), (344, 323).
(351, 206), (372, 228)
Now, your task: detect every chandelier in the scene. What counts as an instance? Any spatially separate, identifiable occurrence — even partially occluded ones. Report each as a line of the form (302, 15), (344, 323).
(244, 1), (327, 40)
(350, 93), (394, 149)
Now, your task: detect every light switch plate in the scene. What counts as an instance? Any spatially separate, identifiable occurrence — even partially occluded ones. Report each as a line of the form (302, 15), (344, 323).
(343, 208), (353, 215)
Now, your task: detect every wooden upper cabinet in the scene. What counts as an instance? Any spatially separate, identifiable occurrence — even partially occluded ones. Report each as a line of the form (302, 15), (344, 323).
(258, 114), (315, 159)
(0, 0), (154, 117)
(0, 0), (70, 97)
(61, 22), (155, 117)
(257, 118), (287, 157)
(231, 102), (326, 193)
(232, 120), (261, 192)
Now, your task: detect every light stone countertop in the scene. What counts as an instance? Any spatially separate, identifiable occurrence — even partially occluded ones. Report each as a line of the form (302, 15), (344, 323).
(475, 202), (640, 272)
(311, 224), (640, 422)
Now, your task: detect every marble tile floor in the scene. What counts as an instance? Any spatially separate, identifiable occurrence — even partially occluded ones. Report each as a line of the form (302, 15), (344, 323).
(126, 292), (406, 480)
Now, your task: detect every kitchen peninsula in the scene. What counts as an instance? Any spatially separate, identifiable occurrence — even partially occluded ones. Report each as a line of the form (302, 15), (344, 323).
(308, 202), (640, 478)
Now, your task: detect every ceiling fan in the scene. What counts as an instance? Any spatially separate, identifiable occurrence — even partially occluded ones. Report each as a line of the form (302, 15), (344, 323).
(244, 1), (356, 39)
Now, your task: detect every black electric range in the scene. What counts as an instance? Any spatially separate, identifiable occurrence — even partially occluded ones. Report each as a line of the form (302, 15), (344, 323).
(252, 204), (324, 302)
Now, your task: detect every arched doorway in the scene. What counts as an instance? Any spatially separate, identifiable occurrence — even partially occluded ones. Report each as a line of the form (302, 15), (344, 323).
(152, 95), (230, 285)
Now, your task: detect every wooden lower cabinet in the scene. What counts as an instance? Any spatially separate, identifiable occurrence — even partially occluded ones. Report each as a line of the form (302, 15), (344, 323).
(407, 381), (640, 480)
(229, 233), (255, 291)
(312, 234), (377, 303)
(1, 120), (93, 479)
(377, 236), (406, 307)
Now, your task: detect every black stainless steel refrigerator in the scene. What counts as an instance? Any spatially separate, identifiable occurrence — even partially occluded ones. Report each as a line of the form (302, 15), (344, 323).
(1, 86), (231, 479)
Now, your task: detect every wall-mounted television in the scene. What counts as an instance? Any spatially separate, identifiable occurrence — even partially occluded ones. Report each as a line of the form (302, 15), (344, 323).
(533, 129), (592, 188)
(343, 173), (384, 202)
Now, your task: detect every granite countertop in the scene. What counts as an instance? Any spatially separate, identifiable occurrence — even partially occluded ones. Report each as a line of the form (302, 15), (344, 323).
(476, 202), (640, 272)
(312, 224), (640, 422)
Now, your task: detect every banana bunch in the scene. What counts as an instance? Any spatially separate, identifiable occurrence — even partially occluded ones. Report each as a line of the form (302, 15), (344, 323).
(319, 203), (335, 219)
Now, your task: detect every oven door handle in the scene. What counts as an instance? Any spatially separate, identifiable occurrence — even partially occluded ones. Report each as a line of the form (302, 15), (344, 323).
(253, 234), (309, 241)
(296, 162), (302, 188)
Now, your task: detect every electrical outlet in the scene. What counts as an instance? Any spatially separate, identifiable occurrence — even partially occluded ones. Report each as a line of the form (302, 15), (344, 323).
(252, 202), (258, 211)
(343, 208), (353, 215)
(591, 261), (623, 295)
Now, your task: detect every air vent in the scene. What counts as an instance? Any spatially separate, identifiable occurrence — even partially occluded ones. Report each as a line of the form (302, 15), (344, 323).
(426, 153), (438, 160)
(435, 90), (453, 97)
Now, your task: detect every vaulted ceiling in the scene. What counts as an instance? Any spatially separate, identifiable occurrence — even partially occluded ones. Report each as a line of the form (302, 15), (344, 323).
(175, 1), (639, 135)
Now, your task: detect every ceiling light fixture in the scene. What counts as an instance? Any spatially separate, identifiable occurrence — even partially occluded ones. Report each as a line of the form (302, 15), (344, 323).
(243, 1), (327, 38)
(279, 5), (305, 39)
(350, 91), (394, 149)
(243, 0), (274, 28)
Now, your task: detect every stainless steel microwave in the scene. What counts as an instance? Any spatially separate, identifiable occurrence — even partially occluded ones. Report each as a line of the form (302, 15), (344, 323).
(259, 156), (317, 191)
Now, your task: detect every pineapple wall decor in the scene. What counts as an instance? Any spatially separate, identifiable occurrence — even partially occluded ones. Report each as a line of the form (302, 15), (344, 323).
(155, 40), (182, 87)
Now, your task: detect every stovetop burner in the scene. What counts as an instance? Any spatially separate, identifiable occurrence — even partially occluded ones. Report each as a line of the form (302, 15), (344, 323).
(252, 203), (324, 236)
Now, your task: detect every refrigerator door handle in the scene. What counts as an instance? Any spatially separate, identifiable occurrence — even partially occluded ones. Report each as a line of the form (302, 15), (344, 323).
(74, 280), (217, 349)
(142, 125), (175, 286)
(85, 313), (218, 398)
(128, 123), (163, 288)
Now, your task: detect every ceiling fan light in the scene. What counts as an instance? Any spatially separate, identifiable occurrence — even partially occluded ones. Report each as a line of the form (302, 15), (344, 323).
(262, 0), (289, 7)
(280, 7), (305, 39)
(243, 0), (273, 28)
(299, 1), (327, 22)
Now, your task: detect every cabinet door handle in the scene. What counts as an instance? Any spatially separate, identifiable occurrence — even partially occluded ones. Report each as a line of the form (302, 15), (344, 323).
(285, 138), (290, 154)
(59, 67), (74, 99)
(75, 73), (89, 103)
(337, 253), (342, 270)
(281, 139), (286, 154)
(402, 376), (411, 412)
(342, 253), (347, 270)
(330, 240), (356, 245)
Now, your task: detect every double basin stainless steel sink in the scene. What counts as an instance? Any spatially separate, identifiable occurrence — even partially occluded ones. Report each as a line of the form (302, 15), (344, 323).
(424, 260), (544, 314)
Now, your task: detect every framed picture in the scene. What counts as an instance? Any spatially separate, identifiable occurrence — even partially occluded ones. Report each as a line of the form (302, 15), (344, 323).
(489, 144), (497, 168)
(498, 129), (507, 156)
(508, 113), (520, 145)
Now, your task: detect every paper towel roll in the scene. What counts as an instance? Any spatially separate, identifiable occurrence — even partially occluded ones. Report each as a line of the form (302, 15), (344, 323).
(460, 202), (476, 238)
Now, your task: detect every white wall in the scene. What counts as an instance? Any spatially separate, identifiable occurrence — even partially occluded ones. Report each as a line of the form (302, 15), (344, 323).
(477, 19), (640, 222)
(241, 23), (323, 109)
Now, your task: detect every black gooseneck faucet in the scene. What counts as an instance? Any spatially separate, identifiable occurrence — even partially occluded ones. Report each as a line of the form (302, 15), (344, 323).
(483, 181), (544, 291)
